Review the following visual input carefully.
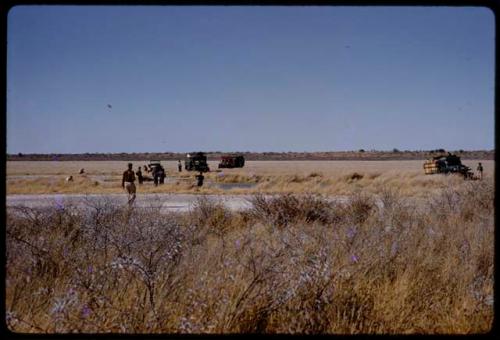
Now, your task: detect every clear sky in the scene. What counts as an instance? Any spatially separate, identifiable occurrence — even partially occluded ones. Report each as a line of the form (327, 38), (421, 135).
(7, 5), (495, 153)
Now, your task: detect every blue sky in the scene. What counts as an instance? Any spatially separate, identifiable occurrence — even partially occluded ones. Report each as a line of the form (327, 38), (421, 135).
(7, 6), (495, 153)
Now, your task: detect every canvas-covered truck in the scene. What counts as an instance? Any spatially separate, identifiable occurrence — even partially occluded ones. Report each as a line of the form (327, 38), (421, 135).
(185, 152), (210, 172)
(423, 153), (474, 179)
(218, 155), (245, 169)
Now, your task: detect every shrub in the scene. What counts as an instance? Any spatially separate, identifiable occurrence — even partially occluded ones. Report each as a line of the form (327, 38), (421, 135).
(189, 195), (233, 235)
(344, 192), (377, 224)
(348, 173), (363, 181)
(248, 194), (337, 226)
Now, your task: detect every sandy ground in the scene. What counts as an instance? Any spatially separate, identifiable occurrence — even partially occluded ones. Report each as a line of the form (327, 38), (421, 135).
(6, 193), (253, 213)
(7, 159), (494, 176)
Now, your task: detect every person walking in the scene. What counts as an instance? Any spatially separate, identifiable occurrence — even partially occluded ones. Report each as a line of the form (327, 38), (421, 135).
(178, 160), (182, 172)
(196, 171), (204, 187)
(477, 162), (484, 180)
(122, 163), (137, 206)
(136, 166), (143, 185)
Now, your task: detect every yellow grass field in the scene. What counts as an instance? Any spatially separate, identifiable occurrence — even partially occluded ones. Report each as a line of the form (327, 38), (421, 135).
(6, 160), (494, 197)
(6, 178), (494, 334)
(6, 160), (494, 334)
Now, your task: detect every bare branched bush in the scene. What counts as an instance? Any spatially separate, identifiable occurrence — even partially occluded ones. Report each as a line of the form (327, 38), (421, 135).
(248, 193), (339, 226)
(189, 195), (233, 236)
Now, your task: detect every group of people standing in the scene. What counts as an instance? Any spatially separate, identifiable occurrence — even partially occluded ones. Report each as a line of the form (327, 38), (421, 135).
(121, 161), (486, 207)
(122, 161), (205, 206)
(136, 164), (166, 186)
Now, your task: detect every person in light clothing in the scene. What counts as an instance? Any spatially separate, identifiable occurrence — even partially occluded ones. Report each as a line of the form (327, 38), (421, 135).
(122, 163), (136, 206)
(477, 162), (484, 180)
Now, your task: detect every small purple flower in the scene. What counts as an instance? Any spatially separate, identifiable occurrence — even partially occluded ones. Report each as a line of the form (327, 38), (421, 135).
(235, 239), (241, 249)
(350, 255), (359, 263)
(63, 247), (69, 257)
(54, 195), (64, 211)
(6, 311), (17, 325)
(87, 266), (93, 274)
(347, 228), (356, 239)
(81, 305), (91, 318)
(461, 240), (470, 251)
(51, 298), (67, 315)
(390, 241), (398, 257)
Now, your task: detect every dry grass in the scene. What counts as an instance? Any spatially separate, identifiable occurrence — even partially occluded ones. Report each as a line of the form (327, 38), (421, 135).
(6, 160), (494, 198)
(6, 178), (494, 334)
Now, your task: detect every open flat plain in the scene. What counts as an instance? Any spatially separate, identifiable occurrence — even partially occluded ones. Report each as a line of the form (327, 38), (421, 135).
(6, 160), (494, 197)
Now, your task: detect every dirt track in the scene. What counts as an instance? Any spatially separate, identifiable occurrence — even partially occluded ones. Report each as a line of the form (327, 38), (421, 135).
(6, 193), (254, 213)
(6, 193), (356, 214)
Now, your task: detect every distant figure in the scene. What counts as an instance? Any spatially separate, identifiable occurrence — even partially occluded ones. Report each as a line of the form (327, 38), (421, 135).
(122, 163), (136, 206)
(178, 160), (182, 172)
(462, 169), (469, 180)
(79, 168), (85, 174)
(158, 166), (166, 184)
(66, 175), (73, 182)
(136, 166), (143, 184)
(477, 162), (484, 180)
(153, 167), (159, 186)
(196, 171), (204, 187)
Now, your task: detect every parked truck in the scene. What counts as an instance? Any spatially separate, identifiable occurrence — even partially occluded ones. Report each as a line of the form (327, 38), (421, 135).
(423, 153), (474, 179)
(185, 152), (210, 172)
(218, 155), (245, 169)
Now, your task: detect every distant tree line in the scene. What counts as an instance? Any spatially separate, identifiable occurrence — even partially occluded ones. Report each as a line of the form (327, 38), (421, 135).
(7, 149), (494, 161)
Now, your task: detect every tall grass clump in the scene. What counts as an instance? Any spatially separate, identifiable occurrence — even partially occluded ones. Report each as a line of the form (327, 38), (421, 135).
(248, 193), (341, 226)
(6, 179), (494, 334)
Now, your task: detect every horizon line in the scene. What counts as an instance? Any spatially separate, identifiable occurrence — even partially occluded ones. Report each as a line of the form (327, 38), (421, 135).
(7, 149), (495, 155)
